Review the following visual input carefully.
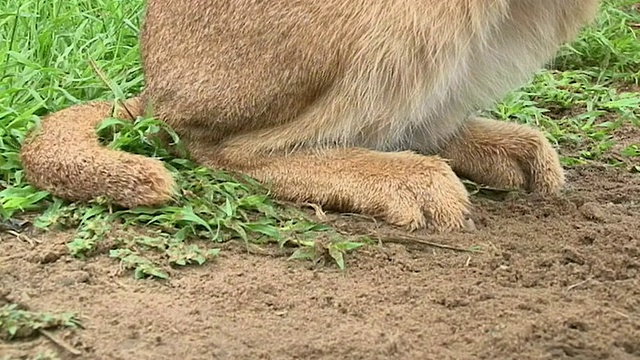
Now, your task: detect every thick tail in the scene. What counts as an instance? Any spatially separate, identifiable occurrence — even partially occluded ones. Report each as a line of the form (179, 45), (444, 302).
(20, 97), (176, 208)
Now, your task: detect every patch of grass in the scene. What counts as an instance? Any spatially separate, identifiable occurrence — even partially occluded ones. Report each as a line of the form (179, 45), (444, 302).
(1, 0), (145, 219)
(490, 70), (639, 167)
(1, 0), (638, 275)
(0, 304), (81, 341)
(554, 0), (640, 83)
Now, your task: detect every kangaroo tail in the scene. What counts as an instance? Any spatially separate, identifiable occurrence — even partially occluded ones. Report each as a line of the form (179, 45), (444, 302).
(20, 97), (176, 208)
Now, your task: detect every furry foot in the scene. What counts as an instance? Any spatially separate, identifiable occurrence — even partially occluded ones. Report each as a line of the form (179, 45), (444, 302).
(440, 117), (565, 194)
(198, 147), (472, 232)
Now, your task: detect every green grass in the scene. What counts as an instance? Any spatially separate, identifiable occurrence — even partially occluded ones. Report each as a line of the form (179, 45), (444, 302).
(1, 0), (639, 276)
(0, 304), (81, 341)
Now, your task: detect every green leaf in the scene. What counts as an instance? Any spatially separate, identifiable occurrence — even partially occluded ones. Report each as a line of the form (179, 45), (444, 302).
(329, 246), (345, 270)
(333, 241), (366, 252)
(177, 205), (212, 232)
(288, 248), (314, 261)
(96, 117), (128, 132)
(242, 223), (281, 240)
(621, 144), (639, 157)
(222, 197), (234, 217)
(8, 325), (18, 336)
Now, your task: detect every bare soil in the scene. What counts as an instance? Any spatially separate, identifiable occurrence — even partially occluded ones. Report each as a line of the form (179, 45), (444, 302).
(2, 135), (640, 359)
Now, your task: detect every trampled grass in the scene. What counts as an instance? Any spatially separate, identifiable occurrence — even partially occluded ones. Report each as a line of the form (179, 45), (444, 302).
(1, 0), (639, 277)
(0, 304), (81, 341)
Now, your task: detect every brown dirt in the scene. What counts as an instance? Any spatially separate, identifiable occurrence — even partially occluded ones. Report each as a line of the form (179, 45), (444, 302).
(2, 143), (640, 360)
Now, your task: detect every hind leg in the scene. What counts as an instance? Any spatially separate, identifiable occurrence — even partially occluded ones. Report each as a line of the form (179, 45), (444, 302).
(186, 141), (472, 232)
(434, 117), (564, 193)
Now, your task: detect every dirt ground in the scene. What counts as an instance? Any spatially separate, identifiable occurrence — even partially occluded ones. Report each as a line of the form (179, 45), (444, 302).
(2, 132), (640, 359)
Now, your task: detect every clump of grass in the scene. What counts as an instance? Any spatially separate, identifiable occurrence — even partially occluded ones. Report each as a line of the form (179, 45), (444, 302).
(0, 304), (81, 341)
(489, 69), (639, 167)
(554, 0), (640, 83)
(1, 0), (146, 219)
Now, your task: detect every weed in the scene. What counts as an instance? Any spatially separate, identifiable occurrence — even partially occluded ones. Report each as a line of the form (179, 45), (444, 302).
(0, 304), (81, 341)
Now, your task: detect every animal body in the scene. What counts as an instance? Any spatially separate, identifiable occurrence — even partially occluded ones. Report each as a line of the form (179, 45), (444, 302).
(20, 0), (601, 232)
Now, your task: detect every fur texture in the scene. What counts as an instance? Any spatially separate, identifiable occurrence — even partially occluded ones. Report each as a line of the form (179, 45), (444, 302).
(20, 0), (600, 231)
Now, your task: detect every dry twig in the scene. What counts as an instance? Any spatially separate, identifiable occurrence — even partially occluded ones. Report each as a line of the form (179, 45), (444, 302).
(88, 58), (135, 120)
(39, 329), (82, 356)
(377, 232), (482, 253)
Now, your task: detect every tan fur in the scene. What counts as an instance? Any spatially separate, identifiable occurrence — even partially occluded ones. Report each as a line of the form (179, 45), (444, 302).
(20, 0), (600, 232)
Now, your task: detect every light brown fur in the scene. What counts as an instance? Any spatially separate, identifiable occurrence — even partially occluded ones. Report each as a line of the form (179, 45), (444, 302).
(20, 0), (600, 232)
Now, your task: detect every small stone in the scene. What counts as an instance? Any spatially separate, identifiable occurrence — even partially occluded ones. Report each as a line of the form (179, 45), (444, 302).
(562, 247), (586, 265)
(579, 202), (605, 222)
(39, 251), (63, 264)
(57, 271), (91, 286)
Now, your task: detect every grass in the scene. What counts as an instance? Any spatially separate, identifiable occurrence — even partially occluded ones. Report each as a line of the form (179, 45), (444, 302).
(1, 303), (81, 359)
(0, 304), (81, 341)
(1, 0), (639, 277)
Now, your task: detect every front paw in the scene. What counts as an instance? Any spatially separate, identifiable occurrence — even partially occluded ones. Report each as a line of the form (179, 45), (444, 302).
(520, 134), (565, 194)
(440, 119), (565, 194)
(381, 156), (473, 232)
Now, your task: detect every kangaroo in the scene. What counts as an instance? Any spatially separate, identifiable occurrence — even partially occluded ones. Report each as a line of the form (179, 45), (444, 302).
(20, 0), (600, 232)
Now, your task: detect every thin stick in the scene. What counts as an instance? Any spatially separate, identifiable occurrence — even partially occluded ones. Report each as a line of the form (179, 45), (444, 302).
(6, 230), (39, 245)
(566, 277), (593, 291)
(88, 58), (135, 120)
(612, 310), (631, 320)
(378, 233), (482, 253)
(39, 329), (82, 356)
(302, 202), (328, 222)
